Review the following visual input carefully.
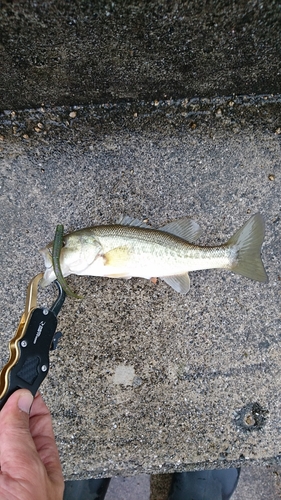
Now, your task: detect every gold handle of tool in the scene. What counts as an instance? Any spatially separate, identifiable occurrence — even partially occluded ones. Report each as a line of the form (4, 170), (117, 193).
(0, 273), (43, 400)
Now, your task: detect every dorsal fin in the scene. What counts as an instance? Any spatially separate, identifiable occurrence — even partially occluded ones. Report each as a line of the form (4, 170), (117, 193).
(118, 215), (152, 229)
(159, 218), (202, 243)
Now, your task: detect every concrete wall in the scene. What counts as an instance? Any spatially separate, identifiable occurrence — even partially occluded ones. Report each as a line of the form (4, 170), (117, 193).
(0, 0), (280, 110)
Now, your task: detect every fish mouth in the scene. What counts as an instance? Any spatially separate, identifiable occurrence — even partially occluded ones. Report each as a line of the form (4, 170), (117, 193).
(39, 247), (53, 268)
(39, 246), (72, 287)
(39, 247), (56, 286)
(40, 268), (57, 287)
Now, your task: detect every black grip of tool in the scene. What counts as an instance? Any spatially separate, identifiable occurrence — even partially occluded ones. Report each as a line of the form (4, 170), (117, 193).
(0, 308), (58, 411)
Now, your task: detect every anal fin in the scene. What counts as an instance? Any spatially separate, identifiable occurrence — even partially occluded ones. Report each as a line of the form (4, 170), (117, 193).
(161, 273), (190, 294)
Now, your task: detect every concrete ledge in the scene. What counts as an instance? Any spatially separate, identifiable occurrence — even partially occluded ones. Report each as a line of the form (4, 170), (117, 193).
(1, 94), (280, 142)
(0, 0), (280, 109)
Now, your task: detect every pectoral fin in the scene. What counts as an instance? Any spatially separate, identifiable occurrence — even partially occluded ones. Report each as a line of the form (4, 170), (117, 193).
(104, 246), (130, 267)
(161, 273), (190, 294)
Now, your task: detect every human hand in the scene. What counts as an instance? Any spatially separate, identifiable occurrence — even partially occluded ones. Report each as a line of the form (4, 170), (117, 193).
(0, 390), (64, 500)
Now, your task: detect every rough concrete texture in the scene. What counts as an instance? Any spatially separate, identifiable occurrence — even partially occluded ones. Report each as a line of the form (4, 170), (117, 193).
(0, 101), (280, 480)
(0, 0), (281, 110)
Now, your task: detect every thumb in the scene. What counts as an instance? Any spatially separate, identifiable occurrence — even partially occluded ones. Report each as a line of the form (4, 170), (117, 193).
(0, 389), (37, 474)
(0, 388), (34, 419)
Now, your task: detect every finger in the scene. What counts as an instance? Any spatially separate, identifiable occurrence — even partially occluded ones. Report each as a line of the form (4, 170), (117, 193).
(0, 389), (38, 477)
(29, 392), (63, 485)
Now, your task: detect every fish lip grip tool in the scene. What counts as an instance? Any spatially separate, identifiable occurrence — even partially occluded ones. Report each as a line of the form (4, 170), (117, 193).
(0, 273), (66, 410)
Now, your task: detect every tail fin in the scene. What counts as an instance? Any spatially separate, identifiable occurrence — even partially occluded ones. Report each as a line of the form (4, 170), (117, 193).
(227, 213), (268, 283)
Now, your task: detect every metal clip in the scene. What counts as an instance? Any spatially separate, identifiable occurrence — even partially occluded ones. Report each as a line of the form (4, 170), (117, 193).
(0, 273), (66, 402)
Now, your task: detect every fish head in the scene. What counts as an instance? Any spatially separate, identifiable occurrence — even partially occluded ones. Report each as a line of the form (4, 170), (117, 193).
(40, 231), (102, 287)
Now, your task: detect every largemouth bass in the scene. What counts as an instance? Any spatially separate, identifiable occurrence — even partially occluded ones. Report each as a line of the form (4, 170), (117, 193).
(40, 214), (268, 294)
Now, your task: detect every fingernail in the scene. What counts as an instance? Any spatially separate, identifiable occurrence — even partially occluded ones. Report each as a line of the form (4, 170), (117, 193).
(18, 391), (34, 414)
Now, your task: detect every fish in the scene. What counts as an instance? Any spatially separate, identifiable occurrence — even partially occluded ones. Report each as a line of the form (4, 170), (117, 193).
(40, 213), (268, 294)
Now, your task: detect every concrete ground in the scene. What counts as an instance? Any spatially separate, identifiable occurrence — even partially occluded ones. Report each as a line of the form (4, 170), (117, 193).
(0, 98), (280, 486)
